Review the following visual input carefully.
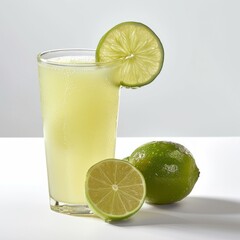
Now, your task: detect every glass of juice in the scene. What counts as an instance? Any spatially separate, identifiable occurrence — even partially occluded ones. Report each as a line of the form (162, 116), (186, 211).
(37, 49), (120, 215)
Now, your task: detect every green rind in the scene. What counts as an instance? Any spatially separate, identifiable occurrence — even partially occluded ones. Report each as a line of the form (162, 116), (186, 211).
(85, 159), (146, 222)
(96, 21), (164, 88)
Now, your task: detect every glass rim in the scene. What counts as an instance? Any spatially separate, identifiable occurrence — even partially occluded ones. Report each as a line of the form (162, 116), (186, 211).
(37, 48), (122, 67)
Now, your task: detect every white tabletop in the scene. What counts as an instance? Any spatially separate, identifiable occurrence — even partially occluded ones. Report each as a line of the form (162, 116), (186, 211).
(0, 137), (240, 240)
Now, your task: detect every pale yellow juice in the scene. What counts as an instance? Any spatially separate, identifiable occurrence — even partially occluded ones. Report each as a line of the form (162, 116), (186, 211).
(38, 56), (120, 205)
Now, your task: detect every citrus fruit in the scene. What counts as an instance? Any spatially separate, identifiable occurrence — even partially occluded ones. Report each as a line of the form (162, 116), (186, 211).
(96, 21), (164, 88)
(85, 159), (146, 221)
(127, 141), (200, 204)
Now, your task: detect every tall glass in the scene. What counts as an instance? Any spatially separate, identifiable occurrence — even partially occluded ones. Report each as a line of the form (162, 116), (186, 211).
(37, 49), (120, 215)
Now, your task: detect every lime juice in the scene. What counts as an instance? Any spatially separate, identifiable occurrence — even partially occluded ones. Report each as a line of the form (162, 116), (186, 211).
(38, 50), (120, 213)
(38, 21), (165, 217)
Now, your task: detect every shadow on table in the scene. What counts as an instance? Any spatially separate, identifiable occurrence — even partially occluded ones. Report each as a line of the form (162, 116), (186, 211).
(111, 196), (240, 233)
(156, 196), (240, 215)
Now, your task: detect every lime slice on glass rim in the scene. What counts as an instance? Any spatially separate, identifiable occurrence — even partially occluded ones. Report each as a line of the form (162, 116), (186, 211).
(85, 159), (146, 221)
(96, 21), (164, 88)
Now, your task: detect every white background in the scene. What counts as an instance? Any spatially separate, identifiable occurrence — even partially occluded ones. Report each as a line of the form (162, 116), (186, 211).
(0, 0), (240, 137)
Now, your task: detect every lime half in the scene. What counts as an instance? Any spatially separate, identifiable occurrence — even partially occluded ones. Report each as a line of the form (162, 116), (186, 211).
(85, 159), (146, 221)
(96, 22), (164, 88)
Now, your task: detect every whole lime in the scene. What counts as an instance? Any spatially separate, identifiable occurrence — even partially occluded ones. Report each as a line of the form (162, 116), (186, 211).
(127, 141), (200, 204)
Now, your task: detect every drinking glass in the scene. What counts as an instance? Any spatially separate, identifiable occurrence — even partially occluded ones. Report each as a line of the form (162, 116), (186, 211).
(37, 49), (120, 215)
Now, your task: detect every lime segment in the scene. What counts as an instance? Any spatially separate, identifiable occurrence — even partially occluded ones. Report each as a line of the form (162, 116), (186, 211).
(96, 22), (164, 88)
(85, 159), (146, 221)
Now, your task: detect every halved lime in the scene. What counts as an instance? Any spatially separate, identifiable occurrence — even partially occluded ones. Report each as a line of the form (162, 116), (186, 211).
(85, 159), (146, 221)
(96, 21), (164, 88)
